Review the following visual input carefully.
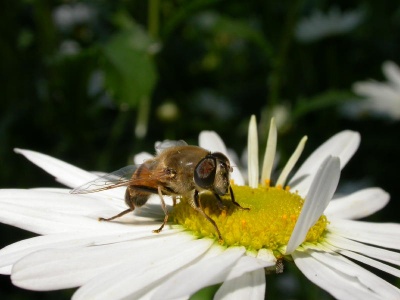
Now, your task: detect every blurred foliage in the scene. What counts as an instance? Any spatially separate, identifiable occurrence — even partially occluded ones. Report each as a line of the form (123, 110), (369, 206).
(1, 0), (400, 299)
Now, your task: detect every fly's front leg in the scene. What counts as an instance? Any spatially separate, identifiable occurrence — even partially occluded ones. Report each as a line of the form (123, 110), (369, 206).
(213, 193), (227, 211)
(193, 190), (223, 242)
(153, 186), (169, 233)
(229, 186), (250, 210)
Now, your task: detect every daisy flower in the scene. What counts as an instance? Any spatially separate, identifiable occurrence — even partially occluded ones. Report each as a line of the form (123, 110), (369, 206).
(0, 116), (399, 299)
(53, 2), (95, 32)
(295, 6), (364, 43)
(350, 61), (400, 120)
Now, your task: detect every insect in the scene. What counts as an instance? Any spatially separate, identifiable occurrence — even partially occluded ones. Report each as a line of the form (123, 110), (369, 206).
(71, 140), (249, 240)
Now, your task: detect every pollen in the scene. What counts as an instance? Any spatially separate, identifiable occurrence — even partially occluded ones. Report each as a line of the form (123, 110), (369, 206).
(171, 184), (328, 254)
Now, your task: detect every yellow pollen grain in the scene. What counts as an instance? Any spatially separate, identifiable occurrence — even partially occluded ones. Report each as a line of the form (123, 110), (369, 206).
(241, 219), (247, 228)
(171, 184), (328, 253)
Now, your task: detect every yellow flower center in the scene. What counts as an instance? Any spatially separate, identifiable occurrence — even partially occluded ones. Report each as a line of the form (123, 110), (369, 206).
(171, 184), (328, 254)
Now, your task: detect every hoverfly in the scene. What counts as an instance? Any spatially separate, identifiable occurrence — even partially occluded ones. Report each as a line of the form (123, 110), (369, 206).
(71, 140), (248, 240)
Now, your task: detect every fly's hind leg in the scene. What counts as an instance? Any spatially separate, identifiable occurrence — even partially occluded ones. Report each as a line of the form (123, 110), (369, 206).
(98, 209), (134, 222)
(153, 186), (169, 233)
(98, 188), (135, 222)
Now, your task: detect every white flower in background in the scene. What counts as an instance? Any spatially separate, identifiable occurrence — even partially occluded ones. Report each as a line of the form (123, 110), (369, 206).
(0, 116), (399, 299)
(295, 6), (364, 43)
(59, 40), (81, 56)
(261, 104), (291, 133)
(193, 89), (236, 120)
(53, 3), (95, 31)
(349, 61), (400, 120)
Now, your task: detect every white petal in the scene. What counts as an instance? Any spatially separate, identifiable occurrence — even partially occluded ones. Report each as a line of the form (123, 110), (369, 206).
(325, 233), (400, 267)
(276, 136), (307, 187)
(293, 251), (375, 300)
(0, 188), (172, 236)
(260, 118), (277, 183)
(0, 233), (97, 271)
(224, 255), (275, 281)
(199, 131), (229, 153)
(0, 189), (123, 214)
(325, 188), (389, 219)
(72, 238), (214, 300)
(152, 247), (246, 299)
(0, 265), (12, 274)
(0, 228), (182, 272)
(256, 248), (277, 263)
(352, 61), (400, 117)
(354, 81), (400, 115)
(383, 61), (400, 90)
(339, 250), (400, 278)
(289, 131), (360, 197)
(328, 219), (400, 250)
(12, 232), (197, 291)
(0, 189), (130, 235)
(311, 250), (400, 299)
(247, 115), (259, 188)
(293, 250), (397, 300)
(14, 149), (122, 198)
(215, 269), (265, 300)
(15, 149), (94, 188)
(199, 131), (245, 185)
(286, 156), (340, 254)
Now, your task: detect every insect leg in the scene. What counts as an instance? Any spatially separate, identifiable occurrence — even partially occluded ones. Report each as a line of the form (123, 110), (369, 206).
(98, 208), (134, 222)
(99, 188), (135, 222)
(193, 190), (223, 242)
(213, 193), (227, 211)
(153, 186), (169, 233)
(229, 186), (250, 210)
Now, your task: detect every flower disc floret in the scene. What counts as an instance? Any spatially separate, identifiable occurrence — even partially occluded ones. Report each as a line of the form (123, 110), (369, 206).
(171, 184), (328, 253)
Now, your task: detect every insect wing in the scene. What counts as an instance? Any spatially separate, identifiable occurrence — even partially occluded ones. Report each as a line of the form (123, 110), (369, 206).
(155, 139), (187, 154)
(70, 165), (139, 194)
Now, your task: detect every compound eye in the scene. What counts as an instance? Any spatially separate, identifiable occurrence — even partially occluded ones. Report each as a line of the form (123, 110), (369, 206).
(194, 157), (216, 189)
(211, 152), (232, 171)
(211, 152), (229, 164)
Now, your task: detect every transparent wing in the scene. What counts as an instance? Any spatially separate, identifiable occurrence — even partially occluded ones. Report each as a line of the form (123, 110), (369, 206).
(70, 165), (139, 194)
(155, 139), (187, 154)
